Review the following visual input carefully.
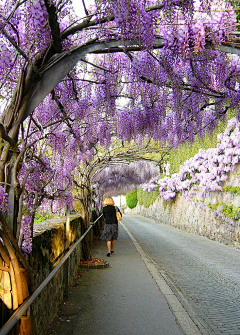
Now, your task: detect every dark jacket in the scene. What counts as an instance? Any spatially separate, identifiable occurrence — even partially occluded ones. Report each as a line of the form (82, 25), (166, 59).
(103, 205), (122, 224)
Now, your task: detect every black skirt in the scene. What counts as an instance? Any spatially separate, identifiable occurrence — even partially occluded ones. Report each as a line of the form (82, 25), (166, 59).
(101, 224), (118, 241)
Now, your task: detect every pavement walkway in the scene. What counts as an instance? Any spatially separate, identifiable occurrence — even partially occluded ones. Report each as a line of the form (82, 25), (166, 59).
(48, 221), (198, 335)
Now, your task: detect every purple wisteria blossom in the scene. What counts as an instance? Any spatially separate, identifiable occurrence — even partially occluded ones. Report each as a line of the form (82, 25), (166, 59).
(142, 118), (240, 202)
(0, 186), (10, 213)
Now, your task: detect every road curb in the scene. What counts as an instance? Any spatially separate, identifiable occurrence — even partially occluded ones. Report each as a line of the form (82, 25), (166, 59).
(120, 222), (202, 335)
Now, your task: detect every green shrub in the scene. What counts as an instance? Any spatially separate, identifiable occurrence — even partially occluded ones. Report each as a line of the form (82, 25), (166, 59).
(137, 187), (159, 208)
(126, 189), (138, 209)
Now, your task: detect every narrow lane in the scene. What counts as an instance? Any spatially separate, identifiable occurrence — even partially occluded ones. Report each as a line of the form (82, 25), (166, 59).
(122, 215), (240, 335)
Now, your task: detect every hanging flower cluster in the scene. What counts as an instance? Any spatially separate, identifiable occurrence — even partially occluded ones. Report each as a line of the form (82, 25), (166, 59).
(100, 0), (157, 47)
(21, 211), (34, 254)
(0, 186), (10, 213)
(159, 0), (236, 58)
(141, 175), (160, 193)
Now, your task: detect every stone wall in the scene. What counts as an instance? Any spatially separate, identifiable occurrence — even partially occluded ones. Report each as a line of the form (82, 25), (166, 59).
(30, 215), (84, 335)
(126, 164), (240, 249)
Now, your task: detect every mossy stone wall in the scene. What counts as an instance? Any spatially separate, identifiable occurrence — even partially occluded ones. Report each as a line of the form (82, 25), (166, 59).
(30, 215), (84, 335)
(128, 164), (240, 249)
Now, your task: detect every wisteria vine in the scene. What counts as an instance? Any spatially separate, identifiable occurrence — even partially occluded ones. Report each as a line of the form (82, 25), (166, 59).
(0, 0), (240, 254)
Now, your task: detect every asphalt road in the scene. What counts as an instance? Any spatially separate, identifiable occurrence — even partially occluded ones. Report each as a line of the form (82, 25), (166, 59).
(122, 215), (240, 335)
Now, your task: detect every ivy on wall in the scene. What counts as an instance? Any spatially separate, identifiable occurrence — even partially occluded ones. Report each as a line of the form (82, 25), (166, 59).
(126, 187), (159, 209)
(208, 202), (240, 226)
(169, 111), (237, 175)
(137, 187), (159, 208)
(206, 185), (240, 226)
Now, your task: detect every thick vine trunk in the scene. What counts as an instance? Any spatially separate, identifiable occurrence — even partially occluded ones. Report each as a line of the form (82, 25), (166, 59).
(0, 57), (40, 334)
(0, 213), (33, 333)
(0, 45), (68, 333)
(0, 201), (33, 334)
(0, 231), (32, 334)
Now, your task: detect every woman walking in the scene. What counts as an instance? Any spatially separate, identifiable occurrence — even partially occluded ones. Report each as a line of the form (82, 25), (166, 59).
(101, 196), (122, 257)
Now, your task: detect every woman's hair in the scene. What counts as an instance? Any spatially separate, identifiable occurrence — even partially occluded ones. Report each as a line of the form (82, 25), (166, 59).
(103, 196), (115, 206)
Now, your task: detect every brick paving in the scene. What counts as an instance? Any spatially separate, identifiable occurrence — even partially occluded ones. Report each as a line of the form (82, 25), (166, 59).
(123, 215), (240, 335)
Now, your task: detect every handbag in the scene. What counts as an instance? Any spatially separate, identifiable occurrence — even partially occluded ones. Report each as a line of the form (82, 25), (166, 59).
(116, 209), (122, 221)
